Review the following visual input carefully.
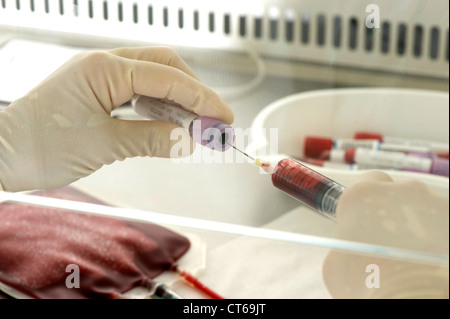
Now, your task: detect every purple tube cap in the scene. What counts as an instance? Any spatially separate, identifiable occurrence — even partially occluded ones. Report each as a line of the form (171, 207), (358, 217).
(191, 116), (235, 152)
(431, 156), (449, 177)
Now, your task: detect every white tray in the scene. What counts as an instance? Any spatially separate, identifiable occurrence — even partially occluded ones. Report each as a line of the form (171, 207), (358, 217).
(248, 88), (449, 194)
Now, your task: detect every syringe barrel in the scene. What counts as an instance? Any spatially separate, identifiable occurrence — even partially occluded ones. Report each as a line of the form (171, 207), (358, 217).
(271, 158), (346, 220)
(132, 95), (234, 151)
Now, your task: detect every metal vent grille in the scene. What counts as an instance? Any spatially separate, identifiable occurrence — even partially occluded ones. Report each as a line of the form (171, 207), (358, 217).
(1, 0), (448, 79)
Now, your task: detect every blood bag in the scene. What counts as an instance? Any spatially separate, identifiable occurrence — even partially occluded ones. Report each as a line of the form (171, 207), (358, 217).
(0, 187), (191, 299)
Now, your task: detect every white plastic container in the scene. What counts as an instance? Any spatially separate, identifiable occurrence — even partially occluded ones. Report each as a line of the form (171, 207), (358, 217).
(248, 88), (449, 194)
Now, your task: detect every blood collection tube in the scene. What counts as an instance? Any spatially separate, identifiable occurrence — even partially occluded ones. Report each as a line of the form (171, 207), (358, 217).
(354, 131), (449, 156)
(304, 136), (381, 158)
(304, 136), (447, 157)
(343, 148), (449, 177)
(132, 95), (235, 151)
(263, 158), (346, 220)
(320, 148), (449, 177)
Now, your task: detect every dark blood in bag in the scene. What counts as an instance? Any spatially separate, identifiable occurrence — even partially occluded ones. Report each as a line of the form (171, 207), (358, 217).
(0, 187), (190, 299)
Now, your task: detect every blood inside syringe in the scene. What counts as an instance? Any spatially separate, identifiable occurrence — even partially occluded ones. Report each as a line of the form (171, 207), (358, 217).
(256, 158), (346, 220)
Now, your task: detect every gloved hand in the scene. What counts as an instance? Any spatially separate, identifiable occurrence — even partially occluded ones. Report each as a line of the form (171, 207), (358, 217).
(0, 47), (234, 192)
(323, 171), (449, 299)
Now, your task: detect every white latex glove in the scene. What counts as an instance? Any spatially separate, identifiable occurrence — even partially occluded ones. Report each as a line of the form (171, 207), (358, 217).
(0, 47), (234, 192)
(323, 171), (449, 299)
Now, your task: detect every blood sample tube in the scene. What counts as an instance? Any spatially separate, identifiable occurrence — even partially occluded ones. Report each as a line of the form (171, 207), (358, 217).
(304, 136), (443, 157)
(343, 148), (449, 177)
(354, 131), (449, 156)
(132, 95), (235, 151)
(269, 158), (346, 220)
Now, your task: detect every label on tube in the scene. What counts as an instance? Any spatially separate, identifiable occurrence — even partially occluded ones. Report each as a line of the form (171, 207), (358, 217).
(334, 139), (380, 151)
(133, 96), (198, 130)
(347, 148), (433, 172)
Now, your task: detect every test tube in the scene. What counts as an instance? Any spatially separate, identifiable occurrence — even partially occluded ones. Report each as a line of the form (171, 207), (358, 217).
(354, 131), (450, 155)
(132, 95), (235, 151)
(267, 158), (346, 220)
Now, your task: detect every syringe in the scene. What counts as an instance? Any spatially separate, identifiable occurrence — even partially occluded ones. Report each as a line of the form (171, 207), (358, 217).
(231, 144), (346, 221)
(132, 97), (344, 220)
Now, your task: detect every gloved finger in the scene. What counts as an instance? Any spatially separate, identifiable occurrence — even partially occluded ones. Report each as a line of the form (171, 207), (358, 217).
(125, 57), (234, 124)
(108, 46), (199, 80)
(104, 119), (195, 160)
(322, 252), (357, 299)
(335, 171), (393, 221)
(352, 171), (394, 184)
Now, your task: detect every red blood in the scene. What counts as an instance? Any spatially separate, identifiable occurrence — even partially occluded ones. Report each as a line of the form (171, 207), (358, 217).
(0, 187), (190, 299)
(272, 159), (330, 210)
(302, 158), (326, 166)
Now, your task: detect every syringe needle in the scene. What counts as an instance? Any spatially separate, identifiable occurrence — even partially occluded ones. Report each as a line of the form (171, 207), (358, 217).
(227, 143), (273, 171)
(227, 143), (256, 161)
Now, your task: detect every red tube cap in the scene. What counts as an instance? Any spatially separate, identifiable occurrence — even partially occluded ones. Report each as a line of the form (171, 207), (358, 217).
(304, 137), (333, 159)
(354, 132), (383, 142)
